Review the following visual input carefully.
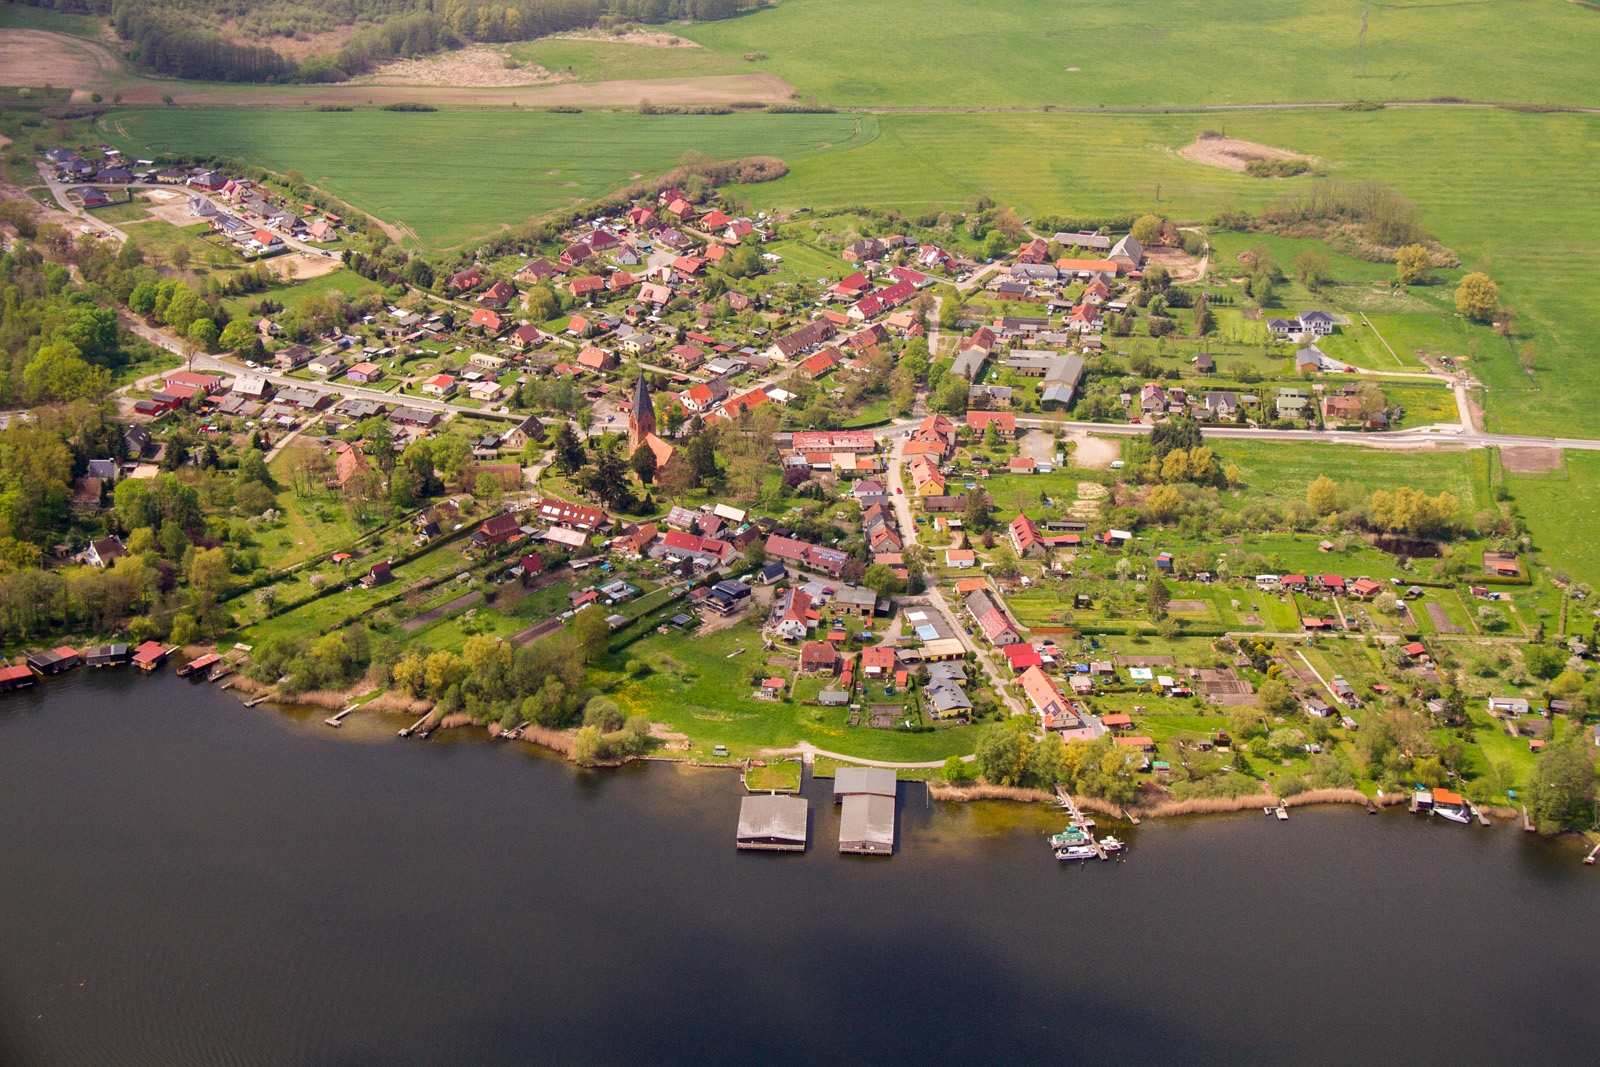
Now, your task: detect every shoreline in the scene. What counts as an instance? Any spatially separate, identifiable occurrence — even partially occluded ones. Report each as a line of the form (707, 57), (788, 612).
(98, 670), (1547, 835)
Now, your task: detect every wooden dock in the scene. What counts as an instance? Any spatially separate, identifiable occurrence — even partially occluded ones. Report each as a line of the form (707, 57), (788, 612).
(242, 694), (272, 708)
(1522, 805), (1536, 832)
(1469, 803), (1491, 826)
(1584, 841), (1599, 866)
(399, 713), (431, 738)
(324, 704), (358, 728)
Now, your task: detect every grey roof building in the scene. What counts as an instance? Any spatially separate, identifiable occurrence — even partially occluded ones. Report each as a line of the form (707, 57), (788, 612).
(839, 794), (896, 854)
(833, 767), (897, 800)
(737, 795), (809, 851)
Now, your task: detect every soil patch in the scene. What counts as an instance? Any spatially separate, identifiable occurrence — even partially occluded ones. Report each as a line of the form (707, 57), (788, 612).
(1167, 600), (1208, 613)
(1067, 432), (1121, 469)
(401, 589), (483, 632)
(274, 252), (343, 281)
(220, 21), (363, 63)
(1426, 602), (1464, 634)
(1144, 244), (1202, 282)
(1501, 446), (1562, 473)
(550, 31), (702, 47)
(510, 615), (564, 647)
(0, 30), (120, 88)
(362, 46), (567, 88)
(1179, 136), (1315, 174)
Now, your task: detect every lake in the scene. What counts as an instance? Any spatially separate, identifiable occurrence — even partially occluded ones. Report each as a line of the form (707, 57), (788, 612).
(1, 671), (1596, 1066)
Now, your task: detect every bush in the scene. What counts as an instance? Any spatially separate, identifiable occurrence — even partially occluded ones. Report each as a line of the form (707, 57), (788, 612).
(1276, 773), (1309, 797)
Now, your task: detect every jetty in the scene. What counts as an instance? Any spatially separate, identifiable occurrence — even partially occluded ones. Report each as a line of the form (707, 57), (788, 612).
(242, 694), (272, 708)
(737, 794), (809, 852)
(1053, 786), (1112, 860)
(399, 713), (431, 738)
(1584, 842), (1599, 866)
(324, 703), (358, 728)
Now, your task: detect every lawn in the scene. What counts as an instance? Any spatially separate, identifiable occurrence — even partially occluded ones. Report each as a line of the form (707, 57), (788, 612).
(91, 199), (153, 224)
(106, 109), (871, 251)
(119, 219), (246, 273)
(605, 621), (981, 761)
(220, 267), (383, 318)
(1380, 382), (1460, 428)
(684, 0), (1600, 109)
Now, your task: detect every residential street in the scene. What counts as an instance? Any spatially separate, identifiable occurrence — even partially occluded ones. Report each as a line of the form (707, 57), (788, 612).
(885, 432), (1029, 719)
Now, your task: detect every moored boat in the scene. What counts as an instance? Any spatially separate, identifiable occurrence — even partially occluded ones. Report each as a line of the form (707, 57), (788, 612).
(1055, 845), (1098, 861)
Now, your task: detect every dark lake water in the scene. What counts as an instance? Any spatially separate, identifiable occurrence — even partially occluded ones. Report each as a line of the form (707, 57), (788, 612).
(2, 671), (1597, 1067)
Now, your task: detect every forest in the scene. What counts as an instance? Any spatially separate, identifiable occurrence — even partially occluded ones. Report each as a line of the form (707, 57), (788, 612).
(9, 0), (759, 83)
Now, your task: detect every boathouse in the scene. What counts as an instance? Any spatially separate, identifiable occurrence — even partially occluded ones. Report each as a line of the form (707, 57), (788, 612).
(26, 647), (80, 674)
(0, 664), (36, 692)
(838, 794), (896, 855)
(832, 767), (897, 802)
(86, 643), (130, 667)
(131, 641), (172, 672)
(737, 795), (809, 851)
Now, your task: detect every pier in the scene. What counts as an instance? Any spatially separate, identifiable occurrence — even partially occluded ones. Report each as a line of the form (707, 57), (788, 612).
(399, 713), (431, 738)
(324, 704), (358, 728)
(1054, 786), (1112, 860)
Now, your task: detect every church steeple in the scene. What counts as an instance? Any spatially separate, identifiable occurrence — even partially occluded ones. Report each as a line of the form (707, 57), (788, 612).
(628, 370), (657, 452)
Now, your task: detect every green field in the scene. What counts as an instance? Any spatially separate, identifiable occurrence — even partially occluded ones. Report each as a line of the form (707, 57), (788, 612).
(1211, 440), (1493, 513)
(606, 621), (980, 761)
(1502, 450), (1600, 582)
(730, 107), (1600, 439)
(685, 0), (1600, 108)
(105, 109), (870, 251)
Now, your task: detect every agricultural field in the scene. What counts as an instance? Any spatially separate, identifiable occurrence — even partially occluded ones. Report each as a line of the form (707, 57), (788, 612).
(104, 108), (871, 250)
(685, 0), (1600, 109)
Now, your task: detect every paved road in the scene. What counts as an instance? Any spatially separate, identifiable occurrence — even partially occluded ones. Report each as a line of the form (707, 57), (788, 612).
(866, 411), (1600, 453)
(885, 433), (1029, 719)
(773, 740), (973, 769)
(39, 168), (336, 259)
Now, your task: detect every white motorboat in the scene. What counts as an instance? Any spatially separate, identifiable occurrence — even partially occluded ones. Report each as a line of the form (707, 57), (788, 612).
(1099, 836), (1124, 854)
(1055, 845), (1098, 861)
(1435, 806), (1471, 825)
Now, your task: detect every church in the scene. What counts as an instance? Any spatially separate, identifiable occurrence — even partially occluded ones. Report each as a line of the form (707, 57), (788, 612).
(627, 370), (680, 482)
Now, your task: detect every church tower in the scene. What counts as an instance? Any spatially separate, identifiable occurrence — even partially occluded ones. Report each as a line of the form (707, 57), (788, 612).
(627, 370), (657, 453)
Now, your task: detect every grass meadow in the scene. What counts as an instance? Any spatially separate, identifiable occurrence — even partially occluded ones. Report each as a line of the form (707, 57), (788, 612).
(685, 0), (1600, 108)
(1210, 440), (1495, 513)
(105, 108), (869, 250)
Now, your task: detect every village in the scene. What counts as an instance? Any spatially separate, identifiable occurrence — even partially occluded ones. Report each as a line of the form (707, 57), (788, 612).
(5, 142), (1592, 840)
